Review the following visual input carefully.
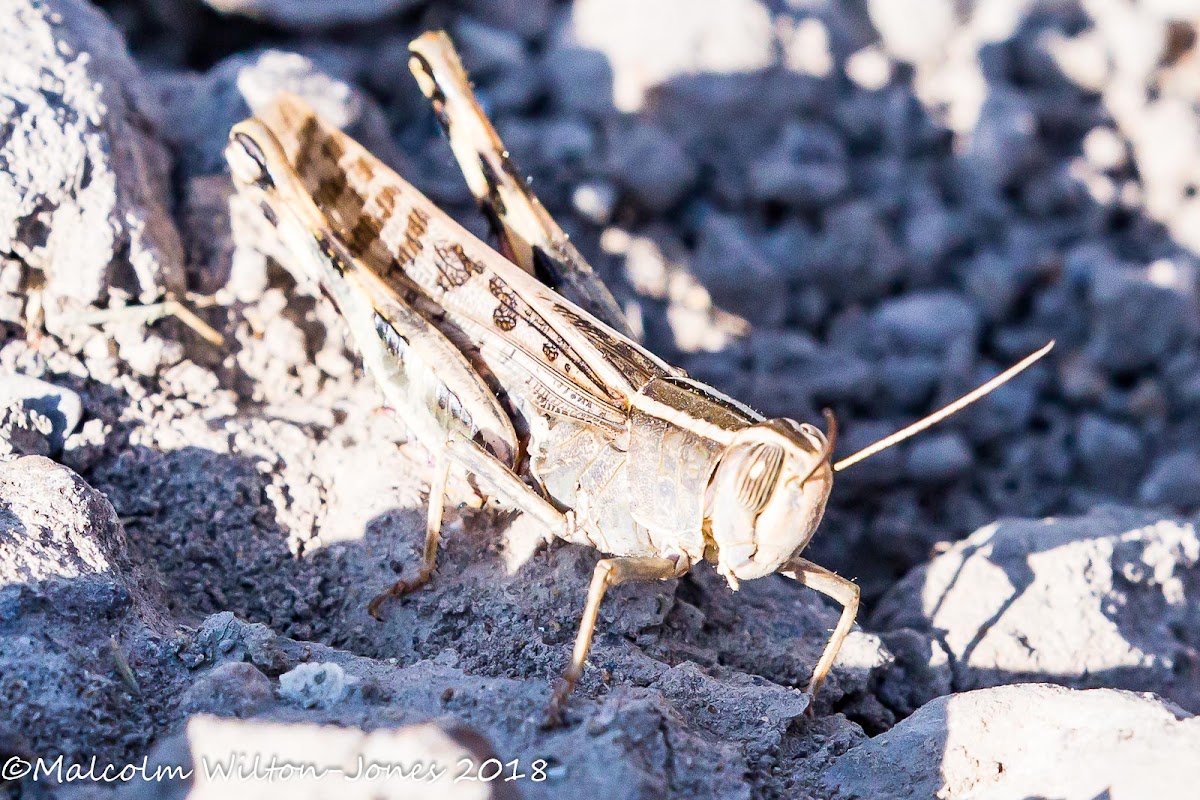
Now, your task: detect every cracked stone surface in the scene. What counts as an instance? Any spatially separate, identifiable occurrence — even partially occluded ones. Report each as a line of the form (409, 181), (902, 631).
(820, 684), (1200, 800)
(872, 507), (1200, 714)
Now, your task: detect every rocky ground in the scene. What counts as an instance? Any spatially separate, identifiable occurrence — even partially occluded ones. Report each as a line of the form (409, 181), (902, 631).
(3, 0), (1200, 798)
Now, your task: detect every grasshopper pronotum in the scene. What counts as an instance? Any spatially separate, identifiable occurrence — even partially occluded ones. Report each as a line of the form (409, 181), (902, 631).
(225, 32), (1053, 725)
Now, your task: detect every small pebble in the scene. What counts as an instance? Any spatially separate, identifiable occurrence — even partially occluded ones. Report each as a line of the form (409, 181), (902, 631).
(278, 662), (354, 709)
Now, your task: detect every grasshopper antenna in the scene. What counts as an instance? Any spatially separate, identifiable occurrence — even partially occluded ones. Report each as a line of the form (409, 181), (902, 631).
(833, 341), (1054, 472)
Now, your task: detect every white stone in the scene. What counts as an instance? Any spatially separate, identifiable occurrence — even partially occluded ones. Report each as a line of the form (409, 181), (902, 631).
(568, 0), (775, 111)
(278, 662), (355, 709)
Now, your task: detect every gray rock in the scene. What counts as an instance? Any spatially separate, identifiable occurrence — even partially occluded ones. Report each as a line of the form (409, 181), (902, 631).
(544, 118), (600, 164)
(1076, 413), (1146, 493)
(1139, 451), (1200, 508)
(748, 121), (849, 208)
(904, 431), (973, 483)
(0, 456), (126, 588)
(902, 203), (962, 275)
(963, 356), (1045, 443)
(543, 47), (615, 117)
(189, 612), (291, 675)
(461, 0), (553, 41)
(821, 685), (1200, 800)
(750, 336), (874, 413)
(964, 88), (1039, 190)
(872, 507), (1200, 712)
(605, 120), (697, 213)
(875, 629), (953, 717)
(876, 354), (940, 409)
(178, 662), (276, 719)
(692, 213), (788, 327)
(1058, 351), (1109, 404)
(154, 530), (887, 798)
(0, 0), (184, 321)
(759, 219), (816, 280)
(834, 420), (906, 488)
(479, 67), (543, 116)
(163, 600), (877, 798)
(0, 457), (171, 775)
(0, 374), (82, 452)
(748, 161), (849, 209)
(1087, 269), (1191, 372)
(499, 117), (595, 165)
(453, 17), (528, 77)
(201, 0), (424, 31)
(961, 249), (1025, 322)
(650, 662), (809, 764)
(811, 201), (905, 301)
(869, 292), (982, 354)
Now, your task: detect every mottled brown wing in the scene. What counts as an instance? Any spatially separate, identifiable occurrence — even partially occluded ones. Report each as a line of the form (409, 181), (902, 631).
(256, 94), (674, 433)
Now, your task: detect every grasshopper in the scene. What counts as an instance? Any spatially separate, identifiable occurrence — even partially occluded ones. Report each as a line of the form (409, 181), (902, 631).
(224, 32), (1053, 725)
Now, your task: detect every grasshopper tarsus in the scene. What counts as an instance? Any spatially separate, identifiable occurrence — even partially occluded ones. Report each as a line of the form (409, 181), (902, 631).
(366, 593), (392, 621)
(368, 566), (438, 619)
(369, 453), (450, 619)
(542, 673), (580, 730)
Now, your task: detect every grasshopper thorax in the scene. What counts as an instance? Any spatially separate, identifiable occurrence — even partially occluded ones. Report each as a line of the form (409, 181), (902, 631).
(705, 415), (835, 588)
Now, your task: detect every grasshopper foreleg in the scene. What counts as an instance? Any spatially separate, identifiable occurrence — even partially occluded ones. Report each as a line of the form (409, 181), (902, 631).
(368, 451), (451, 618)
(779, 557), (861, 710)
(544, 555), (681, 728)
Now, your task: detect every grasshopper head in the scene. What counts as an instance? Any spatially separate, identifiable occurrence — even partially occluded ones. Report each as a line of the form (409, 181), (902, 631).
(225, 112), (336, 283)
(706, 413), (835, 587)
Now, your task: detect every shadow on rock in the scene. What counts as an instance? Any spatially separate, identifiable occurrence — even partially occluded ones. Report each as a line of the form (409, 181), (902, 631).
(872, 506), (1200, 714)
(819, 684), (1200, 800)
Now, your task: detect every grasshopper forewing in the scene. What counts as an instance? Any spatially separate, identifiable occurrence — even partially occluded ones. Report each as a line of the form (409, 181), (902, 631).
(407, 31), (634, 339)
(225, 33), (1053, 727)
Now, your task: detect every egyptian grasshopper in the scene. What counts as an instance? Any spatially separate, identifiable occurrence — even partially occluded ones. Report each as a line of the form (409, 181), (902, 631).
(224, 32), (1052, 725)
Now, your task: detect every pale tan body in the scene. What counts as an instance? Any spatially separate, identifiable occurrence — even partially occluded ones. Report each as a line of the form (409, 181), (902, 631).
(226, 33), (1050, 726)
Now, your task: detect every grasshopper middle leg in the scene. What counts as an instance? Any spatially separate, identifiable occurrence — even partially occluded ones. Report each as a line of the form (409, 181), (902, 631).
(368, 452), (451, 618)
(780, 556), (861, 703)
(545, 555), (681, 727)
(369, 434), (569, 617)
